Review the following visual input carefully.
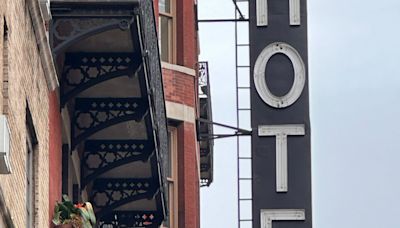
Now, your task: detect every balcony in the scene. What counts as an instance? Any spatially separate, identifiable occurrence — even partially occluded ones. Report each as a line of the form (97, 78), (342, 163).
(198, 61), (214, 187)
(50, 0), (168, 226)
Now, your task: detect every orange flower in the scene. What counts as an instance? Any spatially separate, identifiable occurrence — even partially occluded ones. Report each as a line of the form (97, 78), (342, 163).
(74, 203), (85, 208)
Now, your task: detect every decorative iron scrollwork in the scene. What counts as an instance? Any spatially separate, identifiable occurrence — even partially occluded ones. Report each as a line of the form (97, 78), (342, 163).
(200, 148), (210, 157)
(200, 163), (210, 172)
(61, 53), (142, 106)
(91, 178), (158, 218)
(72, 98), (148, 148)
(81, 140), (155, 187)
(98, 211), (162, 228)
(51, 0), (168, 222)
(198, 62), (209, 88)
(52, 18), (134, 55)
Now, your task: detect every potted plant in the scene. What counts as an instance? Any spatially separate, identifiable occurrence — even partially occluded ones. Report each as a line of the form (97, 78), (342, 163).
(52, 195), (96, 228)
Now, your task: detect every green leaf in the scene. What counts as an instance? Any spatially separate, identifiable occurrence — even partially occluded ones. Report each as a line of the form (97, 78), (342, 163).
(85, 202), (96, 225)
(62, 194), (71, 202)
(52, 211), (62, 225)
(54, 203), (60, 214)
(79, 207), (90, 221)
(84, 220), (92, 228)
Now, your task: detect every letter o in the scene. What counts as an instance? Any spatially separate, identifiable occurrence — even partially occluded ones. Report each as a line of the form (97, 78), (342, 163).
(254, 42), (306, 108)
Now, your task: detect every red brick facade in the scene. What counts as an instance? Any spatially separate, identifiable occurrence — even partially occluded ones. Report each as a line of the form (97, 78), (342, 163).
(163, 66), (200, 228)
(163, 68), (196, 107)
(158, 0), (201, 226)
(176, 0), (197, 68)
(177, 122), (199, 228)
(48, 91), (62, 226)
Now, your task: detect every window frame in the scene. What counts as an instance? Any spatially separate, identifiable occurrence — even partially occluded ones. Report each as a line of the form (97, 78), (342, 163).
(3, 18), (9, 115)
(26, 108), (38, 228)
(26, 134), (35, 228)
(159, 0), (176, 63)
(162, 126), (179, 228)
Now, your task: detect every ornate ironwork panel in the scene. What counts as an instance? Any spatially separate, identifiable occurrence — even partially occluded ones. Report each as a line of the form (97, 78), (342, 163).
(81, 140), (155, 187)
(200, 163), (211, 173)
(98, 211), (162, 228)
(198, 62), (209, 88)
(72, 98), (148, 148)
(90, 178), (158, 218)
(50, 0), (168, 223)
(200, 148), (210, 157)
(51, 18), (133, 55)
(198, 62), (214, 187)
(51, 3), (137, 19)
(61, 53), (142, 106)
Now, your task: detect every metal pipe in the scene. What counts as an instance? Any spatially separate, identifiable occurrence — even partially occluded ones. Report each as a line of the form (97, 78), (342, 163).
(197, 118), (252, 134)
(198, 18), (249, 23)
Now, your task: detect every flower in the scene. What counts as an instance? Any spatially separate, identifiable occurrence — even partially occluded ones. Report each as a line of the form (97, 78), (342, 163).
(53, 195), (96, 228)
(74, 203), (85, 209)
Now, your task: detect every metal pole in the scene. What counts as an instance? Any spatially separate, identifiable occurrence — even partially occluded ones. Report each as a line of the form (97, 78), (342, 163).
(234, 1), (241, 227)
(197, 19), (249, 23)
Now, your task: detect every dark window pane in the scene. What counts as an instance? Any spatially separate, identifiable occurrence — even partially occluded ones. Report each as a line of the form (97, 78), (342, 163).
(160, 16), (171, 62)
(167, 131), (172, 177)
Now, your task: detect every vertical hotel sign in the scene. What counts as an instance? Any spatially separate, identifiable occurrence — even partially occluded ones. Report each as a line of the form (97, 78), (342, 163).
(250, 0), (312, 228)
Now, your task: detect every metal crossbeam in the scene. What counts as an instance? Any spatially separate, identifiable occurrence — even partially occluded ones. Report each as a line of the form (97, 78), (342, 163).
(197, 0), (248, 23)
(81, 139), (155, 187)
(72, 97), (148, 148)
(61, 52), (143, 106)
(98, 211), (162, 228)
(52, 19), (134, 56)
(198, 18), (249, 23)
(197, 118), (252, 141)
(90, 178), (158, 219)
(232, 0), (245, 19)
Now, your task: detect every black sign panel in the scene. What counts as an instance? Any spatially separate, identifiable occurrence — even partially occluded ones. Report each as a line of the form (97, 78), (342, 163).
(249, 0), (312, 228)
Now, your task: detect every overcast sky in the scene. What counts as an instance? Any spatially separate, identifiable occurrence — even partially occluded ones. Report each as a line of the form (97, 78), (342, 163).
(198, 0), (400, 228)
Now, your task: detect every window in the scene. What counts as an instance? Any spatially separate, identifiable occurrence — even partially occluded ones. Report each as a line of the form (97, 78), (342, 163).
(26, 134), (35, 228)
(163, 127), (178, 228)
(26, 108), (38, 228)
(3, 18), (9, 115)
(159, 0), (175, 63)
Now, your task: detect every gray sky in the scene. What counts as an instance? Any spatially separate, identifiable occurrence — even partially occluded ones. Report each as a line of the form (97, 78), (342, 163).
(198, 0), (400, 227)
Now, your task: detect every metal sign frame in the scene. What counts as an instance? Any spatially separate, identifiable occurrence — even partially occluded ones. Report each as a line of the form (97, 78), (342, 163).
(249, 0), (312, 227)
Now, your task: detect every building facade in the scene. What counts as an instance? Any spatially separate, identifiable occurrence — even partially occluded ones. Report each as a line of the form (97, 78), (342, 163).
(0, 0), (58, 227)
(155, 0), (212, 227)
(0, 0), (212, 227)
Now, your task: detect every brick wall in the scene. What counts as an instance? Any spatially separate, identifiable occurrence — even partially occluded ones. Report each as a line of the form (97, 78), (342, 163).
(163, 68), (196, 107)
(163, 66), (200, 228)
(48, 91), (62, 226)
(157, 0), (201, 226)
(0, 1), (51, 227)
(160, 1), (201, 226)
(176, 0), (197, 68)
(177, 122), (200, 228)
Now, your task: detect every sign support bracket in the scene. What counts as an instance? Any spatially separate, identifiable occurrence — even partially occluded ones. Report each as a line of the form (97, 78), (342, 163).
(196, 118), (252, 141)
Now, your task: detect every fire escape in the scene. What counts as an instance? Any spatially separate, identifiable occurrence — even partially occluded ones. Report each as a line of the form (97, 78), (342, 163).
(198, 62), (214, 187)
(50, 0), (168, 227)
